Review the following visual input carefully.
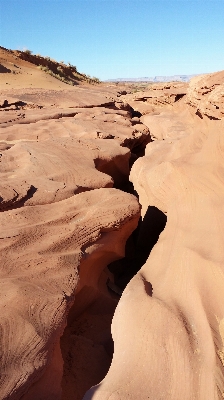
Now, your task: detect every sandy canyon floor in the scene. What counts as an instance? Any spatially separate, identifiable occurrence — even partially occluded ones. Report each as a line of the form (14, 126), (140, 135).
(1, 46), (224, 400)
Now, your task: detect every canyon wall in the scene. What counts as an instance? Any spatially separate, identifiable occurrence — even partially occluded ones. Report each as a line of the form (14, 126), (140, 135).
(84, 71), (224, 400)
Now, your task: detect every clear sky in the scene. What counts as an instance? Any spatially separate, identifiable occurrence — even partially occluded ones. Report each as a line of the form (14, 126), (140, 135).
(0, 0), (223, 80)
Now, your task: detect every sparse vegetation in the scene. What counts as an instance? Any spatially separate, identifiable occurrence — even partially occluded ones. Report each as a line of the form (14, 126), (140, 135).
(37, 65), (74, 84)
(19, 50), (100, 85)
(44, 56), (56, 62)
(67, 62), (77, 71)
(37, 65), (49, 72)
(56, 65), (63, 73)
(92, 77), (100, 84)
(24, 49), (32, 55)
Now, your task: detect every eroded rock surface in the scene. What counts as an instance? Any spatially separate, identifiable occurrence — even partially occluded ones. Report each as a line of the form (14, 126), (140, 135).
(0, 137), (133, 210)
(3, 45), (224, 400)
(121, 81), (188, 115)
(0, 47), (150, 400)
(0, 188), (140, 400)
(84, 72), (224, 400)
(186, 71), (224, 119)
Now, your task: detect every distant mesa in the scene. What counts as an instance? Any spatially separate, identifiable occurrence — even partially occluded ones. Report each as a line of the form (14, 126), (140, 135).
(106, 74), (200, 83)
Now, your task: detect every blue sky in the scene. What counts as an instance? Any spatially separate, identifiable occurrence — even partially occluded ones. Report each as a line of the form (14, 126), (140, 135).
(0, 0), (223, 80)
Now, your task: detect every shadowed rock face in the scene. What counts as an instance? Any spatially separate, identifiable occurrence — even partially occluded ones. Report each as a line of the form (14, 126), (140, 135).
(0, 188), (140, 400)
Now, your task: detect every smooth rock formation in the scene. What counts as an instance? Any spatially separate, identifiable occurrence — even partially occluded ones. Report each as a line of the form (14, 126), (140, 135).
(140, 102), (196, 141)
(84, 73), (224, 400)
(0, 47), (147, 400)
(0, 137), (132, 209)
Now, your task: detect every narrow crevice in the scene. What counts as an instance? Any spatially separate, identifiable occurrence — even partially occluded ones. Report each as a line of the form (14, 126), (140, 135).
(60, 290), (117, 400)
(0, 185), (37, 212)
(196, 109), (220, 120)
(130, 107), (142, 118)
(204, 113), (220, 120)
(59, 104), (166, 399)
(196, 109), (203, 119)
(108, 206), (167, 293)
(174, 93), (185, 102)
(0, 102), (125, 128)
(60, 204), (167, 399)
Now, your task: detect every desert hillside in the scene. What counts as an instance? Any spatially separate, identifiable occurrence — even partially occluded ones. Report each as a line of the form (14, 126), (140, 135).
(1, 47), (224, 400)
(0, 46), (99, 89)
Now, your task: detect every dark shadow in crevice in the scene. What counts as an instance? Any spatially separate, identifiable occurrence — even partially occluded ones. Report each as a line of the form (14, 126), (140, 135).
(0, 100), (27, 109)
(196, 109), (220, 121)
(196, 109), (203, 119)
(130, 106), (142, 118)
(60, 207), (166, 399)
(0, 185), (37, 212)
(0, 64), (11, 73)
(60, 288), (117, 400)
(174, 93), (185, 102)
(108, 206), (167, 292)
(143, 278), (153, 296)
(204, 113), (220, 120)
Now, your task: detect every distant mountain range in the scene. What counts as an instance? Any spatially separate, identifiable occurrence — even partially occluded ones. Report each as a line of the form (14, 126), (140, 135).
(106, 74), (200, 83)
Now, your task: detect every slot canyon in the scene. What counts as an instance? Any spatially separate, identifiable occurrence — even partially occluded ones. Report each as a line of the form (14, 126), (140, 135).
(1, 46), (224, 400)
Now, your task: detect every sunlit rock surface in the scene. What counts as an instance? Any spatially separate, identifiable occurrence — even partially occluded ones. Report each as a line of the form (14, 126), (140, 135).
(84, 72), (224, 400)
(2, 45), (224, 400)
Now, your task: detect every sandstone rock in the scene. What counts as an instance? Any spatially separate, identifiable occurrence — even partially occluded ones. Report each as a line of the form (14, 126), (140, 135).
(84, 117), (224, 399)
(4, 43), (224, 400)
(120, 81), (188, 115)
(186, 71), (224, 119)
(0, 45), (146, 400)
(140, 103), (196, 141)
(0, 136), (133, 209)
(0, 188), (140, 400)
(0, 106), (150, 158)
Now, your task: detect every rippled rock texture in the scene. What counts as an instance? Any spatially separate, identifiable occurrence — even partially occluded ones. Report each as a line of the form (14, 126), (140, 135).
(0, 46), (150, 400)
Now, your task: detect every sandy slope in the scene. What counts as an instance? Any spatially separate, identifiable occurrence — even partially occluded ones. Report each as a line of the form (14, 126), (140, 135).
(0, 47), (69, 90)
